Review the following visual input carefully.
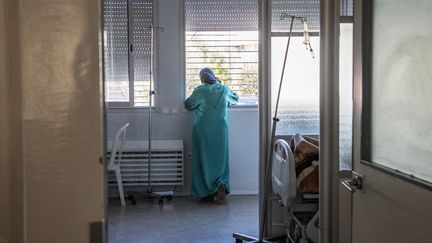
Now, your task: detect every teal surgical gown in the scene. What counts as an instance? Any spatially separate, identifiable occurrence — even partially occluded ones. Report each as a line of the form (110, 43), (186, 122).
(185, 83), (239, 198)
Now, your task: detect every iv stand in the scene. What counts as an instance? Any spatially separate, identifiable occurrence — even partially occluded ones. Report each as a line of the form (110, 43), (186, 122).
(146, 25), (174, 204)
(233, 14), (313, 243)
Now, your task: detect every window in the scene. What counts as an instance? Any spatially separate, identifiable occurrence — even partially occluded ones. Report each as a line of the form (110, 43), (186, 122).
(103, 0), (154, 107)
(184, 0), (259, 106)
(271, 0), (354, 171)
(339, 23), (353, 171)
(340, 0), (354, 170)
(271, 0), (320, 135)
(271, 36), (320, 135)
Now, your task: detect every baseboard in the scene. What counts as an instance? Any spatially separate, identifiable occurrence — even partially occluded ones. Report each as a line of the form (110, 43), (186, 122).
(108, 189), (258, 198)
(229, 191), (259, 195)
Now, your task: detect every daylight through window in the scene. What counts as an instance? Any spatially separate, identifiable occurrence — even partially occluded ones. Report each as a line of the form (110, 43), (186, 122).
(185, 0), (259, 106)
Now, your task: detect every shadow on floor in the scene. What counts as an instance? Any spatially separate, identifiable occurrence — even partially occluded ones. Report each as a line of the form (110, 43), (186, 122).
(108, 195), (259, 243)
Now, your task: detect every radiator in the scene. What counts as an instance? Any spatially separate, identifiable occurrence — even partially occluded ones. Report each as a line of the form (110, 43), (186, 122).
(107, 140), (184, 187)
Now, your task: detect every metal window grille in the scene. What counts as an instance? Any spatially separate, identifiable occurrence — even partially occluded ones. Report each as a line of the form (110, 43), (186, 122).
(185, 0), (259, 105)
(103, 0), (153, 107)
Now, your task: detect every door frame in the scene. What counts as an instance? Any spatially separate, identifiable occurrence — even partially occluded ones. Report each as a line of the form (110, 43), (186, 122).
(319, 0), (341, 242)
(258, 0), (272, 237)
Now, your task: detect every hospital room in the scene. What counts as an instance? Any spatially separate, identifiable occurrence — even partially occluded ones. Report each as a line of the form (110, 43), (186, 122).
(1, 0), (431, 243)
(104, 0), (346, 242)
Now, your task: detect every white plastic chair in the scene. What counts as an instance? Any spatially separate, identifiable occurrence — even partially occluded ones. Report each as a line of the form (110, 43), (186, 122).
(108, 123), (129, 206)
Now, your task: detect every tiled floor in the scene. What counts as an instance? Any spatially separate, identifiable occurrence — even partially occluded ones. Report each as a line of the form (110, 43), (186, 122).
(108, 195), (259, 243)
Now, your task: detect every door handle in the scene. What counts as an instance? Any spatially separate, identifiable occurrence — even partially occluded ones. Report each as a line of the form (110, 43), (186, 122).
(341, 171), (364, 192)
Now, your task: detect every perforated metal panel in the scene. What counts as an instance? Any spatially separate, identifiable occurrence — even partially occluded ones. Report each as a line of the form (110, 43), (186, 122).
(185, 0), (259, 31)
(271, 0), (320, 32)
(103, 0), (154, 106)
(341, 0), (354, 17)
(103, 0), (130, 102)
(131, 0), (153, 106)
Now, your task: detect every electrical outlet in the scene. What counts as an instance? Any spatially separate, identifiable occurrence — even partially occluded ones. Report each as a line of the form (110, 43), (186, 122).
(162, 106), (170, 114)
(171, 107), (179, 113)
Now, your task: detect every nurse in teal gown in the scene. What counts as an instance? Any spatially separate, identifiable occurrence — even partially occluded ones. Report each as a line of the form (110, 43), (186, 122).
(185, 68), (239, 202)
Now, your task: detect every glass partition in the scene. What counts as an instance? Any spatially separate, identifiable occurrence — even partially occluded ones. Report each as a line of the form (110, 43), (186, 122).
(271, 37), (320, 136)
(339, 23), (353, 171)
(362, 0), (432, 183)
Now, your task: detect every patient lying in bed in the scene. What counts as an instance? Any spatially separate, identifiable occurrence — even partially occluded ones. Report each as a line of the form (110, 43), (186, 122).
(289, 134), (320, 194)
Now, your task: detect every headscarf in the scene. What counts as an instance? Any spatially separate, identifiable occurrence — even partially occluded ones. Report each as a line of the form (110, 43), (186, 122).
(199, 68), (217, 84)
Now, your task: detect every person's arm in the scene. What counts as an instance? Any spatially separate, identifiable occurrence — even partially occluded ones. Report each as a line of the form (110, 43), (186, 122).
(227, 88), (239, 106)
(184, 90), (201, 111)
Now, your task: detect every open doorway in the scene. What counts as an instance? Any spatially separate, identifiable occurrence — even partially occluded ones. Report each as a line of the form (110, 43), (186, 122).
(264, 1), (354, 242)
(103, 0), (260, 242)
(103, 0), (355, 242)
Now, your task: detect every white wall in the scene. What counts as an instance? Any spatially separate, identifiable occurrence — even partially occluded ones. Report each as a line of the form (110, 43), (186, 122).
(106, 0), (259, 195)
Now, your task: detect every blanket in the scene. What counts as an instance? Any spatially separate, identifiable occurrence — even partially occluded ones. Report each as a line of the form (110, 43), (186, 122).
(290, 134), (320, 193)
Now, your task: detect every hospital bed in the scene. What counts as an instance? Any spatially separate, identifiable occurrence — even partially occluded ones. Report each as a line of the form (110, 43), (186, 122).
(272, 136), (320, 243)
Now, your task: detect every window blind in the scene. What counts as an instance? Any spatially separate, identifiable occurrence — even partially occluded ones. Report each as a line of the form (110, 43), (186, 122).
(103, 0), (153, 106)
(104, 0), (130, 102)
(185, 0), (259, 32)
(271, 0), (320, 32)
(130, 0), (153, 106)
(272, 0), (352, 32)
(340, 0), (353, 17)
